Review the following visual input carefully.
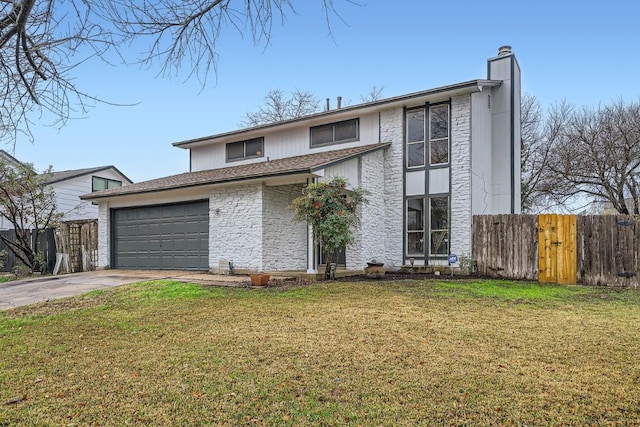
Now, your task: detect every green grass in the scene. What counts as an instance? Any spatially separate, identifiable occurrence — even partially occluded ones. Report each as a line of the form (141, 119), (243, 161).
(433, 279), (594, 301)
(1, 279), (639, 426)
(0, 275), (14, 284)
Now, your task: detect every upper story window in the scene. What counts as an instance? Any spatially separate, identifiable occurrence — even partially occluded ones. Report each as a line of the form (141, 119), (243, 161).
(429, 105), (449, 165)
(92, 176), (122, 192)
(406, 104), (450, 168)
(226, 137), (264, 162)
(310, 119), (359, 147)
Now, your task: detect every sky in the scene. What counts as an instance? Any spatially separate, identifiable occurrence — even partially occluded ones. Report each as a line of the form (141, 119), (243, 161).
(9, 0), (640, 183)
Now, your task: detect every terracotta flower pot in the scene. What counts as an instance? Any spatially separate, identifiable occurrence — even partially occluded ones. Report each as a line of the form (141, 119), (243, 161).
(365, 262), (385, 279)
(250, 274), (270, 287)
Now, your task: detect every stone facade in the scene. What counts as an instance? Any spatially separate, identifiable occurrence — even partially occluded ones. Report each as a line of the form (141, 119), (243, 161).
(353, 150), (387, 269)
(380, 107), (405, 269)
(262, 184), (307, 271)
(450, 94), (473, 258)
(97, 202), (110, 268)
(209, 184), (264, 272)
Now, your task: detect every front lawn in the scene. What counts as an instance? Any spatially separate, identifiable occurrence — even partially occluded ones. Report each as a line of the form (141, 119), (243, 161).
(1, 279), (639, 426)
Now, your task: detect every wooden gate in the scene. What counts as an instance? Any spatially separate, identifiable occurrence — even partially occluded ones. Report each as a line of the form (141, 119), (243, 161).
(538, 214), (577, 284)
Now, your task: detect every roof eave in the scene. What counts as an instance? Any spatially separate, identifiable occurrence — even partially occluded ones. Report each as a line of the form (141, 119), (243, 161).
(82, 142), (391, 202)
(173, 80), (501, 149)
(80, 170), (314, 201)
(46, 166), (134, 185)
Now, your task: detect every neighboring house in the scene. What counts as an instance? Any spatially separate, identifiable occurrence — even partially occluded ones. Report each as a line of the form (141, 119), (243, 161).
(0, 150), (132, 228)
(0, 150), (22, 230)
(44, 166), (133, 221)
(82, 46), (521, 273)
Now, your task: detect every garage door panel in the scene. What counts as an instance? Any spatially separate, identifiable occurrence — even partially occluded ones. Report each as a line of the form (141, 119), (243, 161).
(113, 200), (209, 270)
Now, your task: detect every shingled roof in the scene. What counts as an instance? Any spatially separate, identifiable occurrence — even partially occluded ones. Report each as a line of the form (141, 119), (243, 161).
(82, 143), (390, 201)
(43, 166), (132, 185)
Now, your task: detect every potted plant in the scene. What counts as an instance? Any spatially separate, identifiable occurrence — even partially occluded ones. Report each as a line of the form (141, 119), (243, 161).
(364, 259), (385, 279)
(250, 273), (270, 287)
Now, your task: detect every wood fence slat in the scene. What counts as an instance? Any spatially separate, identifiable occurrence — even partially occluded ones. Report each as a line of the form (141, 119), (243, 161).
(474, 214), (639, 288)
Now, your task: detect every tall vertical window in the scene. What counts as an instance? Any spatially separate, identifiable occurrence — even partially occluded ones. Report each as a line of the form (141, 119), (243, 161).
(406, 104), (450, 168)
(429, 104), (449, 165)
(406, 198), (425, 256)
(406, 109), (425, 167)
(429, 196), (449, 255)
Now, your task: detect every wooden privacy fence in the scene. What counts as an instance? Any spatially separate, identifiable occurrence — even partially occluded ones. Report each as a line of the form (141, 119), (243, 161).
(54, 220), (98, 274)
(0, 228), (56, 273)
(473, 214), (640, 288)
(0, 219), (97, 274)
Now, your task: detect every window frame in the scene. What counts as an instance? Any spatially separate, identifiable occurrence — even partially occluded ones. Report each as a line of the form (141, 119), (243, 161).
(406, 108), (426, 168)
(92, 176), (122, 192)
(405, 103), (450, 169)
(405, 197), (425, 257)
(429, 104), (450, 166)
(310, 118), (359, 148)
(226, 137), (265, 163)
(428, 195), (449, 257)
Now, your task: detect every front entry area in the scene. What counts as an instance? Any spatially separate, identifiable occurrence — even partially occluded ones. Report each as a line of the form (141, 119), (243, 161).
(111, 200), (209, 270)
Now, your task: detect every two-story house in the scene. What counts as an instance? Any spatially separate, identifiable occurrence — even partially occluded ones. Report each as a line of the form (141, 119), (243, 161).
(82, 46), (521, 274)
(0, 150), (132, 227)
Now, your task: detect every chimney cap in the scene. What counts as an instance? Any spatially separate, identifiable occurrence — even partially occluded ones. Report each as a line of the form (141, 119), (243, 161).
(498, 45), (512, 56)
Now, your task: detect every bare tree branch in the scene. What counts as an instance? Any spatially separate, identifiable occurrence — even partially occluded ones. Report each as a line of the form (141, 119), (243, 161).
(1, 0), (353, 145)
(241, 88), (320, 126)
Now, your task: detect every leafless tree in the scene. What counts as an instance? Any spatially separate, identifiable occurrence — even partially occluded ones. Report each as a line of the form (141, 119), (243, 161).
(1, 0), (353, 145)
(241, 88), (320, 126)
(520, 93), (572, 212)
(546, 99), (640, 214)
(360, 85), (384, 103)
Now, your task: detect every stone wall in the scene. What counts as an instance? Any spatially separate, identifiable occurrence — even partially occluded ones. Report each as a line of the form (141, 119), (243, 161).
(450, 94), (473, 258)
(262, 184), (307, 271)
(351, 150), (387, 269)
(209, 184), (264, 272)
(380, 107), (405, 269)
(97, 202), (110, 269)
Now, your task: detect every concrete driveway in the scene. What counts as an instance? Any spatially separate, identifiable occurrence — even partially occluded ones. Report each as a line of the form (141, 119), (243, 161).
(0, 270), (247, 310)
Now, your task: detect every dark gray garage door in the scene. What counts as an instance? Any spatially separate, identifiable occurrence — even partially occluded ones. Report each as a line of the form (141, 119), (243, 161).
(112, 200), (209, 270)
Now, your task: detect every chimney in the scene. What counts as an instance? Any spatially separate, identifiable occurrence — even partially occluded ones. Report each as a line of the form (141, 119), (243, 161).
(326, 98), (330, 111)
(337, 96), (342, 109)
(498, 45), (512, 56)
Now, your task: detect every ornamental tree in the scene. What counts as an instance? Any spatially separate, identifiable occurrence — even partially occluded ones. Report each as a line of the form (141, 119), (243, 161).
(291, 176), (366, 279)
(0, 161), (61, 272)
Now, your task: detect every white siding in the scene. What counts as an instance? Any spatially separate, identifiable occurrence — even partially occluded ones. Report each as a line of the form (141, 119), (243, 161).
(471, 90), (493, 214)
(52, 168), (130, 221)
(429, 168), (449, 195)
(405, 171), (425, 196)
(190, 112), (381, 172)
(488, 53), (521, 213)
(321, 158), (359, 189)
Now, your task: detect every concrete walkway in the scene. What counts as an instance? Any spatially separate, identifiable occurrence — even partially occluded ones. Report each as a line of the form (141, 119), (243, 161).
(0, 270), (248, 310)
